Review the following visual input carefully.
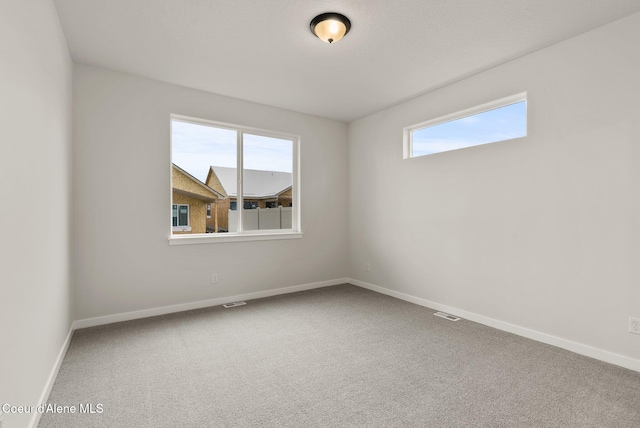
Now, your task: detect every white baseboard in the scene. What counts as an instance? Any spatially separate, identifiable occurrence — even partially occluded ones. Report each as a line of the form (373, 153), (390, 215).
(348, 278), (640, 373)
(34, 276), (636, 428)
(28, 325), (75, 428)
(74, 278), (348, 330)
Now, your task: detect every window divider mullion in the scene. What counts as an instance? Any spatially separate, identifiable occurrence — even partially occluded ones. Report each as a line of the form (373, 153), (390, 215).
(237, 130), (243, 233)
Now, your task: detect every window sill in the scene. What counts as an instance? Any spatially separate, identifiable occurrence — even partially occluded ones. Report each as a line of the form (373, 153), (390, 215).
(168, 231), (303, 245)
(172, 226), (192, 232)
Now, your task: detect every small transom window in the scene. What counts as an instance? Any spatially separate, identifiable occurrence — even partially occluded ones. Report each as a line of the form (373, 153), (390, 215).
(404, 93), (527, 158)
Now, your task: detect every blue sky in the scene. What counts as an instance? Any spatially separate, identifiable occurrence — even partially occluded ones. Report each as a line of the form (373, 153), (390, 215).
(412, 101), (527, 157)
(172, 120), (292, 182)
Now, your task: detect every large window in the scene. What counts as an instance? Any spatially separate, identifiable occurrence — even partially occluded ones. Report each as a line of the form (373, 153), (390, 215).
(404, 93), (527, 158)
(170, 115), (300, 244)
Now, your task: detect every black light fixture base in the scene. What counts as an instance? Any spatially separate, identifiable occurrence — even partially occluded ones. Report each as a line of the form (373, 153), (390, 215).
(310, 12), (351, 43)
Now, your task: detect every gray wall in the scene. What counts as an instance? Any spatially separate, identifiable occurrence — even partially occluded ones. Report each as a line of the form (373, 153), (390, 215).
(348, 12), (640, 361)
(0, 1), (73, 427)
(72, 64), (349, 320)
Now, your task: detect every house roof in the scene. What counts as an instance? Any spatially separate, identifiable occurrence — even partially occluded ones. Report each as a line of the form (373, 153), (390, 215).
(172, 163), (224, 201)
(209, 166), (291, 199)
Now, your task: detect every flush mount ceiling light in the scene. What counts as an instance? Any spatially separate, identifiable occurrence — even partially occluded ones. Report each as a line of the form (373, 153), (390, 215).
(310, 12), (351, 44)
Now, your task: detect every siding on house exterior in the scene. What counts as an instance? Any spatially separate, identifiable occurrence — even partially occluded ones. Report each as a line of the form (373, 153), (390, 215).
(205, 173), (227, 198)
(172, 164), (221, 234)
(208, 199), (230, 232)
(205, 172), (229, 232)
(277, 188), (293, 207)
(172, 193), (208, 234)
(172, 167), (220, 200)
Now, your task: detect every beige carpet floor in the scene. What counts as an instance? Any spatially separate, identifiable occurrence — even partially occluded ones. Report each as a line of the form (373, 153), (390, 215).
(39, 284), (640, 427)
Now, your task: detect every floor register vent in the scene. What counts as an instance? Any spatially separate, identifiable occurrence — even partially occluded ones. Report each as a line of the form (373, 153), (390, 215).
(434, 311), (461, 321)
(223, 301), (247, 308)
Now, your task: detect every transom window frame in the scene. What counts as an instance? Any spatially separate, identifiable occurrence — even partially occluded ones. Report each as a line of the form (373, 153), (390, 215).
(168, 114), (302, 245)
(403, 92), (527, 159)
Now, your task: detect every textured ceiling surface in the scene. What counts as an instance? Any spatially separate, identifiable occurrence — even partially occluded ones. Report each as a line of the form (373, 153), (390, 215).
(53, 0), (640, 122)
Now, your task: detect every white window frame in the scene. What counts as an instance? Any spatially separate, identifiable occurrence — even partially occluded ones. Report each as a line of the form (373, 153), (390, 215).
(172, 204), (191, 232)
(206, 203), (211, 218)
(169, 114), (302, 245)
(403, 92), (527, 159)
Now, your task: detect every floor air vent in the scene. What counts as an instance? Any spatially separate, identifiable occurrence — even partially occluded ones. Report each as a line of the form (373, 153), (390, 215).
(223, 301), (247, 308)
(434, 312), (461, 321)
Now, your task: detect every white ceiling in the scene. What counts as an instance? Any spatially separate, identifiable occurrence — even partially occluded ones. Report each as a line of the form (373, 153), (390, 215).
(53, 0), (640, 122)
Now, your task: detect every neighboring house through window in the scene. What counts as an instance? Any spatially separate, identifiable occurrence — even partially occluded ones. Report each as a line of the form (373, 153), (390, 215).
(205, 166), (294, 231)
(171, 163), (223, 234)
(170, 116), (301, 243)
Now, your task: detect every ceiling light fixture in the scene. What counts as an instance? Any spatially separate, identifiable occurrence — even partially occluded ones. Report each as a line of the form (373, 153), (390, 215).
(310, 12), (351, 44)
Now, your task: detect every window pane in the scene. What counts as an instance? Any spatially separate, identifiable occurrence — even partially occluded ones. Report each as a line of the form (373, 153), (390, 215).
(412, 100), (526, 157)
(243, 134), (293, 231)
(170, 116), (299, 237)
(178, 205), (189, 226)
(171, 120), (237, 234)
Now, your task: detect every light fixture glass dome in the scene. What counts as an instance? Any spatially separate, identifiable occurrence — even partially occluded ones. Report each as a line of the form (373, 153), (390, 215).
(310, 13), (351, 44)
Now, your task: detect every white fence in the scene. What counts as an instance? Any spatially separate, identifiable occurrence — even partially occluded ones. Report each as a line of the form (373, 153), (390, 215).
(228, 207), (292, 231)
